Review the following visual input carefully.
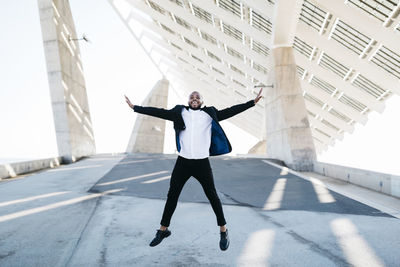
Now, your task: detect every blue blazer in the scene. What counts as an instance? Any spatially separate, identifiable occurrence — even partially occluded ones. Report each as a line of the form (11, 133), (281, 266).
(133, 100), (255, 156)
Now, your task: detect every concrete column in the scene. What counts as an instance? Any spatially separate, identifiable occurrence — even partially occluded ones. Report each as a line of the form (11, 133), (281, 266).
(37, 0), (95, 163)
(248, 140), (267, 155)
(126, 79), (169, 153)
(265, 47), (316, 171)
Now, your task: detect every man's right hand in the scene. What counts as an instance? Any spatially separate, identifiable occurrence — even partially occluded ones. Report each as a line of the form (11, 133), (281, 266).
(125, 95), (134, 109)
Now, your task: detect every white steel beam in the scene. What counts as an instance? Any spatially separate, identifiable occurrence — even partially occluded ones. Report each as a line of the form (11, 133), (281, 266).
(271, 0), (303, 47)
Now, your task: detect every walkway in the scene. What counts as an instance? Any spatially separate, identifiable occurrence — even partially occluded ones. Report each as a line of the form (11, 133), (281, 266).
(0, 154), (399, 266)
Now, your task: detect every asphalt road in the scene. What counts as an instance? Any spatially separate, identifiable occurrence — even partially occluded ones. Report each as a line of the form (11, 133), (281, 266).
(0, 153), (399, 266)
(90, 154), (390, 217)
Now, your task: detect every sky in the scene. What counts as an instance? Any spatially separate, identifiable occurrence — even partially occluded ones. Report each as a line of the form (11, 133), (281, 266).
(0, 0), (399, 175)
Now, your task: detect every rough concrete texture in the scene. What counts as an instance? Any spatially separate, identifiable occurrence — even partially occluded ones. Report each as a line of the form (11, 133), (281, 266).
(314, 161), (400, 198)
(37, 0), (96, 163)
(247, 140), (267, 155)
(266, 47), (316, 171)
(0, 157), (61, 179)
(1, 154), (399, 266)
(126, 79), (169, 153)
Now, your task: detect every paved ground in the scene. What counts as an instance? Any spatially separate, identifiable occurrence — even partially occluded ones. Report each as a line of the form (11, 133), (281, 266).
(90, 154), (390, 217)
(0, 153), (399, 266)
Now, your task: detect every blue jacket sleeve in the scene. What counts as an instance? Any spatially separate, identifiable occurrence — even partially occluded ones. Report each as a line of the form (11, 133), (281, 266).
(216, 100), (255, 121)
(133, 105), (176, 121)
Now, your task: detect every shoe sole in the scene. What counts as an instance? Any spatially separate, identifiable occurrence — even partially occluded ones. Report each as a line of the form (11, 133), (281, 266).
(220, 242), (229, 251)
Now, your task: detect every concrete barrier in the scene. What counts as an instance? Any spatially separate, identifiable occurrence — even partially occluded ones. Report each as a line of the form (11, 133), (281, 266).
(0, 157), (62, 179)
(313, 161), (400, 198)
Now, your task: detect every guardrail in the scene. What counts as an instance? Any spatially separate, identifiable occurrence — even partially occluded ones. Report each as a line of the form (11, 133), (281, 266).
(0, 157), (62, 180)
(313, 161), (400, 198)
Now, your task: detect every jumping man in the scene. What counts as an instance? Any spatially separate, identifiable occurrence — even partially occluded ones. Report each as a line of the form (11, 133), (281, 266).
(125, 88), (262, 251)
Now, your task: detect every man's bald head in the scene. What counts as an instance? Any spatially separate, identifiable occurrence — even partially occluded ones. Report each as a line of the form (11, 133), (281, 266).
(188, 91), (203, 110)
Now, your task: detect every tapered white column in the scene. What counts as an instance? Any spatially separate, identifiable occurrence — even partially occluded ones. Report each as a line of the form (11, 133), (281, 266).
(265, 47), (316, 171)
(126, 79), (169, 153)
(37, 0), (95, 163)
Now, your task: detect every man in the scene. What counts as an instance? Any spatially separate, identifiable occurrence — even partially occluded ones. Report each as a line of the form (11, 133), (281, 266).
(125, 88), (262, 251)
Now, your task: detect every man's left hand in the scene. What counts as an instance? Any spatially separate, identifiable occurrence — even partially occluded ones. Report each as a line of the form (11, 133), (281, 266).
(254, 88), (263, 104)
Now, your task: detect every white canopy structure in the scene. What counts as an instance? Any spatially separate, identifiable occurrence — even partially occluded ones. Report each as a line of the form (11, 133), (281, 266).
(108, 0), (400, 154)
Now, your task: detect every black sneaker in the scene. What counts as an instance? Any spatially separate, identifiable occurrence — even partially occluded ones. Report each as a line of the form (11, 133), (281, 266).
(219, 229), (229, 251)
(149, 229), (171, 247)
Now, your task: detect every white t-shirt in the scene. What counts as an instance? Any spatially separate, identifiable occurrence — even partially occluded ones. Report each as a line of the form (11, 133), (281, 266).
(178, 108), (212, 159)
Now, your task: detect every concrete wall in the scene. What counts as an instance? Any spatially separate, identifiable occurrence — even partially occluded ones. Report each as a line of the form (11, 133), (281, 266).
(0, 157), (62, 179)
(313, 161), (400, 198)
(37, 0), (96, 163)
(126, 79), (169, 153)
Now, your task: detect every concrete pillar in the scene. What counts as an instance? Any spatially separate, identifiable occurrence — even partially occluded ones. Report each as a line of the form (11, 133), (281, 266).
(37, 0), (95, 163)
(248, 140), (267, 155)
(265, 47), (316, 171)
(126, 79), (169, 153)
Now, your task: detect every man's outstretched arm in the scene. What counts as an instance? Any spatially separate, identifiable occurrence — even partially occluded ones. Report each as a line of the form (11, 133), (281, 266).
(216, 88), (263, 121)
(125, 95), (175, 121)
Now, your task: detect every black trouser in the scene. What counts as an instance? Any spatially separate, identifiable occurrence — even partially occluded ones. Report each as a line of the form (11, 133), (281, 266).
(160, 156), (226, 227)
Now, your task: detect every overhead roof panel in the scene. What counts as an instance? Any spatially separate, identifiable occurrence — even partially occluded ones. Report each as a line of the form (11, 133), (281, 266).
(226, 46), (244, 61)
(200, 30), (218, 45)
(293, 36), (314, 58)
(252, 62), (268, 75)
(338, 94), (368, 113)
(174, 16), (193, 30)
(218, 0), (242, 18)
(299, 0), (327, 32)
(222, 22), (244, 41)
(304, 92), (325, 107)
(191, 4), (214, 24)
(109, 0), (399, 151)
(318, 52), (350, 79)
(169, 0), (183, 7)
(370, 45), (400, 79)
(310, 75), (336, 95)
(331, 19), (372, 56)
(328, 107), (352, 123)
(251, 39), (270, 57)
(321, 119), (340, 132)
(251, 9), (273, 35)
(346, 0), (398, 22)
(206, 50), (222, 62)
(148, 0), (167, 15)
(352, 73), (388, 99)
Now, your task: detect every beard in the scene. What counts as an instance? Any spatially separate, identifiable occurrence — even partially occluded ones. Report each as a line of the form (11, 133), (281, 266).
(189, 102), (202, 110)
(189, 105), (201, 110)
